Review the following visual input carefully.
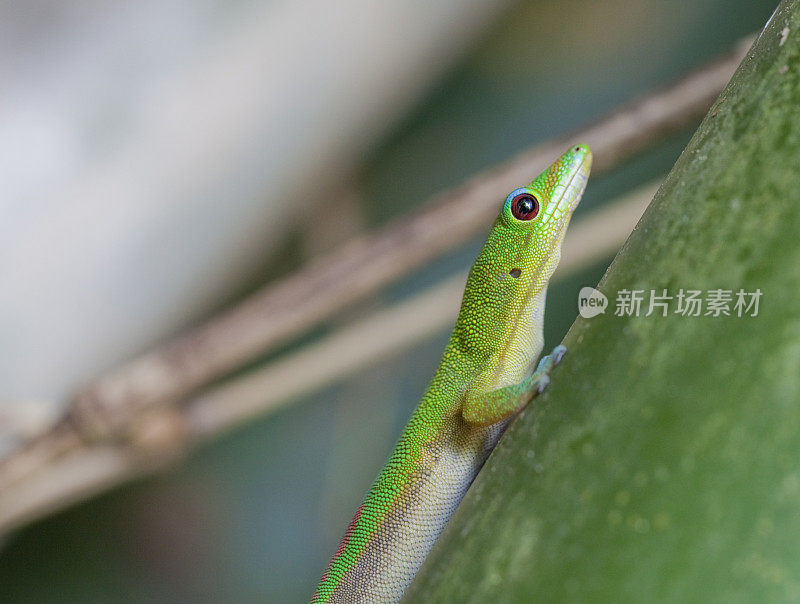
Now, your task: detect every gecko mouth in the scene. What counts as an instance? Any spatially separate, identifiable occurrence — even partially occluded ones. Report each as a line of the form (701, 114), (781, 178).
(546, 147), (592, 259)
(547, 145), (592, 223)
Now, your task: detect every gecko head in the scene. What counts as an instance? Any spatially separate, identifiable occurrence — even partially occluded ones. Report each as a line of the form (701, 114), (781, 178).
(501, 144), (592, 255)
(495, 144), (592, 290)
(454, 144), (591, 371)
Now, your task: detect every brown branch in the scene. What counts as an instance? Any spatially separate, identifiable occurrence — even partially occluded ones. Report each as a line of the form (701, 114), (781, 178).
(0, 37), (753, 531)
(0, 181), (655, 534)
(64, 36), (752, 440)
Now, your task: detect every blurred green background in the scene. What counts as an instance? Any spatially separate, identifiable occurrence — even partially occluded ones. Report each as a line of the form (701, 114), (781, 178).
(0, 0), (778, 602)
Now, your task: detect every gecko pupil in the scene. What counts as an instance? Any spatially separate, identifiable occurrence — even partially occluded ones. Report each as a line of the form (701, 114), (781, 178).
(511, 194), (539, 220)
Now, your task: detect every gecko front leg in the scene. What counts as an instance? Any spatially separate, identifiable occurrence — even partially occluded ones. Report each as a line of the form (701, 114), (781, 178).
(461, 345), (567, 427)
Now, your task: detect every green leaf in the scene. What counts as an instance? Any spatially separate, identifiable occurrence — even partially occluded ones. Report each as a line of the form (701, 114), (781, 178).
(405, 1), (800, 601)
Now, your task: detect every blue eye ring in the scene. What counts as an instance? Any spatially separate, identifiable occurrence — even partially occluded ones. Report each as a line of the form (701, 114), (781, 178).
(506, 189), (540, 221)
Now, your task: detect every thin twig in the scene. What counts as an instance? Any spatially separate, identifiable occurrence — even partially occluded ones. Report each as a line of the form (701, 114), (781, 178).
(0, 36), (753, 531)
(0, 181), (655, 534)
(65, 36), (752, 440)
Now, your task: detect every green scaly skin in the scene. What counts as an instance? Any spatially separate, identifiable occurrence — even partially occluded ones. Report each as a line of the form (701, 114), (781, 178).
(312, 144), (592, 603)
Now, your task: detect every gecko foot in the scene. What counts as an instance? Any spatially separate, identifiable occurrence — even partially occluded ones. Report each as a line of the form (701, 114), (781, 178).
(534, 344), (567, 373)
(550, 344), (567, 366)
(530, 345), (567, 393)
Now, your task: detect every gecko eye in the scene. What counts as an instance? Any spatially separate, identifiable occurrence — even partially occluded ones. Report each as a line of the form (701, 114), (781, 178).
(510, 193), (540, 221)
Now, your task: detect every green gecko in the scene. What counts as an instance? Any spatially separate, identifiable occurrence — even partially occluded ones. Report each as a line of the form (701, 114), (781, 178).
(312, 144), (592, 603)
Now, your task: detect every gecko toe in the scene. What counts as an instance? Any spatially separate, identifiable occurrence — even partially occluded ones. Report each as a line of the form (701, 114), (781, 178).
(536, 375), (551, 393)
